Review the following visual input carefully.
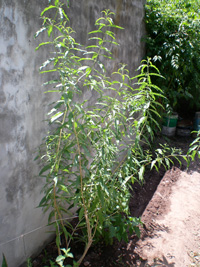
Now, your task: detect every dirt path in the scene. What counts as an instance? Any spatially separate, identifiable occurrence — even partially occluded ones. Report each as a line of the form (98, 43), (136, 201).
(134, 167), (200, 267)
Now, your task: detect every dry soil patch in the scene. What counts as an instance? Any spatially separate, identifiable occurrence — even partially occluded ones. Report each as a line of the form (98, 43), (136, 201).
(134, 167), (200, 267)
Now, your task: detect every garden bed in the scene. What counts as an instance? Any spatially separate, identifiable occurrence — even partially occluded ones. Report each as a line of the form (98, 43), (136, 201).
(31, 136), (200, 267)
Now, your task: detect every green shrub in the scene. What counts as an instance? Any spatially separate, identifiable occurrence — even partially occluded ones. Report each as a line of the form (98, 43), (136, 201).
(145, 0), (200, 114)
(35, 1), (185, 265)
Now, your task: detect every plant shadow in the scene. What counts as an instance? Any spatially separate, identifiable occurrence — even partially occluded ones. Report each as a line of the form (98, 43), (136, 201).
(150, 255), (175, 267)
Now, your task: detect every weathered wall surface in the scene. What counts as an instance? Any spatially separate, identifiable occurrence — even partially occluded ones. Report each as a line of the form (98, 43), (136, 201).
(0, 0), (145, 266)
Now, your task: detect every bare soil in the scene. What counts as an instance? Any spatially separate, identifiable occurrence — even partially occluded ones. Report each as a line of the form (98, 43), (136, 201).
(32, 136), (200, 267)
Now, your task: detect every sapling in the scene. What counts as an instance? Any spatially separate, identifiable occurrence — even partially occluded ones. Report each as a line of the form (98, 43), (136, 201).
(36, 1), (186, 265)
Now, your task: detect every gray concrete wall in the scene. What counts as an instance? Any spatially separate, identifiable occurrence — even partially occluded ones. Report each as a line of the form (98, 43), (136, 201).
(0, 0), (145, 266)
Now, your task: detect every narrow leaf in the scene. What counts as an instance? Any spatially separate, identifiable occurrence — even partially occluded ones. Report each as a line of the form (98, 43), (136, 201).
(41, 5), (57, 16)
(39, 164), (51, 175)
(2, 254), (8, 267)
(50, 112), (64, 123)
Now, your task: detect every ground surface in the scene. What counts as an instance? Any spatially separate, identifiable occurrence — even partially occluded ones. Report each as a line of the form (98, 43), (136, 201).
(32, 137), (200, 267)
(134, 167), (200, 267)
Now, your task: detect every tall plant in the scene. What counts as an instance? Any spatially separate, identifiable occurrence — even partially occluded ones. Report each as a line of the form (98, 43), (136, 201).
(145, 0), (200, 114)
(35, 1), (184, 265)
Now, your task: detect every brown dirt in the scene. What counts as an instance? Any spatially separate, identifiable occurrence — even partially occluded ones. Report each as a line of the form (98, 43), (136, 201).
(32, 137), (200, 267)
(134, 167), (200, 267)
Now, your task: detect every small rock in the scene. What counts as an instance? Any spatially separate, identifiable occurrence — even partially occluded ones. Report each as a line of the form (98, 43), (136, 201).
(84, 261), (90, 266)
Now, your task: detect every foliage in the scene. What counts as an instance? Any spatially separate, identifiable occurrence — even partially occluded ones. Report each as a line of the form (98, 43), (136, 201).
(145, 0), (200, 113)
(188, 131), (200, 162)
(47, 248), (77, 267)
(1, 254), (8, 267)
(26, 258), (33, 267)
(35, 1), (187, 265)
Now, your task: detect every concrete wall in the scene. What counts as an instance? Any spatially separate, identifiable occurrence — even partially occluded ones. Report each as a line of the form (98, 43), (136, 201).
(0, 0), (145, 266)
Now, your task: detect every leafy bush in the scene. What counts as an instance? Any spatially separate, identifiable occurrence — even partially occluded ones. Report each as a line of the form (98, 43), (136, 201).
(35, 1), (185, 265)
(145, 0), (200, 114)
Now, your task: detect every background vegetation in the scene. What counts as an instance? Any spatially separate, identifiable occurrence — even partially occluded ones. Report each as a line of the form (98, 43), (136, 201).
(145, 0), (200, 116)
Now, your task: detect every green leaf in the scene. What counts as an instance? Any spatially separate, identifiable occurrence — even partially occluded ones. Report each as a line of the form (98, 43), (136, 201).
(88, 30), (103, 35)
(50, 112), (64, 123)
(138, 165), (145, 181)
(39, 164), (51, 176)
(86, 67), (92, 76)
(89, 37), (102, 41)
(50, 260), (57, 267)
(56, 254), (65, 266)
(78, 66), (88, 72)
(151, 159), (157, 170)
(43, 79), (59, 86)
(53, 176), (58, 186)
(59, 185), (69, 193)
(188, 145), (198, 154)
(55, 0), (59, 6)
(61, 248), (74, 258)
(55, 235), (60, 250)
(86, 45), (100, 49)
(79, 207), (84, 221)
(38, 195), (48, 207)
(105, 30), (115, 39)
(35, 42), (52, 51)
(191, 150), (197, 160)
(34, 27), (46, 38)
(1, 254), (8, 267)
(82, 145), (91, 157)
(41, 5), (57, 16)
(47, 25), (53, 37)
(165, 158), (170, 169)
(61, 9), (69, 21)
(133, 226), (141, 238)
(56, 255), (65, 262)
